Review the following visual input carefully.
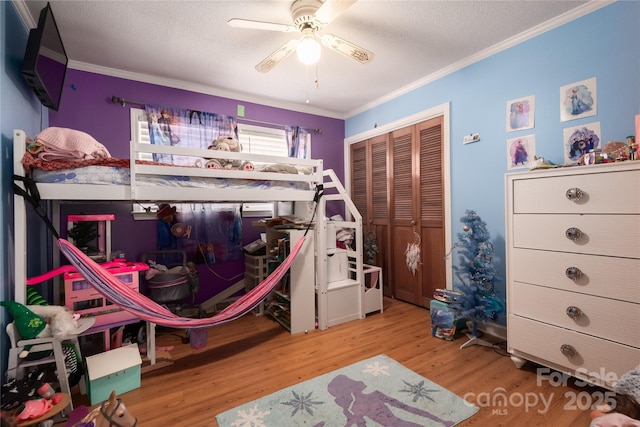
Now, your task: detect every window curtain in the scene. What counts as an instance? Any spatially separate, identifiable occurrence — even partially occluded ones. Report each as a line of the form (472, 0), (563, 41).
(145, 104), (242, 263)
(146, 104), (238, 164)
(285, 126), (311, 159)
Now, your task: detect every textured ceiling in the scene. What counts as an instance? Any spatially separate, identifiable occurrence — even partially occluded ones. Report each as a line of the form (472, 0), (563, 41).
(16, 0), (601, 118)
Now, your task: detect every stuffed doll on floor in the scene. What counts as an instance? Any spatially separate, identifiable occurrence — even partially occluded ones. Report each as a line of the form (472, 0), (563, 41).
(590, 365), (640, 427)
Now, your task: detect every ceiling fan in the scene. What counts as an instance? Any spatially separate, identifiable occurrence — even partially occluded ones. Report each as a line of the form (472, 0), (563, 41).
(228, 0), (374, 72)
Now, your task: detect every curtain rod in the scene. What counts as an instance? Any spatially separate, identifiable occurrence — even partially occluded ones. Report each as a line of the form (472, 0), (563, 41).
(111, 96), (321, 134)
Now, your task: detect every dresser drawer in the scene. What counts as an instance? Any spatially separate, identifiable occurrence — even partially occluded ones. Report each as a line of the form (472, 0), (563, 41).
(510, 283), (640, 348)
(510, 248), (640, 302)
(512, 169), (640, 214)
(513, 214), (640, 258)
(508, 315), (640, 388)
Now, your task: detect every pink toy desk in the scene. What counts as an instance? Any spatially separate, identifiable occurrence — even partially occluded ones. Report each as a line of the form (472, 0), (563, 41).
(64, 262), (149, 351)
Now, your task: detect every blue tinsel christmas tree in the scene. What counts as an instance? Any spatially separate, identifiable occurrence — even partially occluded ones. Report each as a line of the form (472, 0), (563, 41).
(451, 210), (505, 343)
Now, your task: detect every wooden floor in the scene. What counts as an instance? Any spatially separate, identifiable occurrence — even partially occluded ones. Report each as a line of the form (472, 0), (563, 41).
(72, 298), (596, 426)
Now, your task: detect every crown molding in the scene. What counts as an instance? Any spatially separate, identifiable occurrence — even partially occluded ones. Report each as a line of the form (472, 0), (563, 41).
(13, 0), (36, 29)
(344, 0), (614, 119)
(68, 60), (344, 120)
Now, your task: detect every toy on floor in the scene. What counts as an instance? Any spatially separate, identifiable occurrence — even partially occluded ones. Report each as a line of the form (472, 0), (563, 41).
(73, 390), (137, 427)
(590, 413), (640, 427)
(1, 369), (46, 412)
(590, 365), (640, 427)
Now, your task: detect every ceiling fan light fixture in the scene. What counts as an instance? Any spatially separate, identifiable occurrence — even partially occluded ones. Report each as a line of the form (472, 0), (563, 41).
(296, 35), (321, 65)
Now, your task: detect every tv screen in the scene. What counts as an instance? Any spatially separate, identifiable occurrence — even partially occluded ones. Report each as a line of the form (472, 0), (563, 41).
(22, 2), (68, 111)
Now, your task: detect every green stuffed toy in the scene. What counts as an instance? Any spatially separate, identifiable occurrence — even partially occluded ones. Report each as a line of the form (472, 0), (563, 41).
(0, 300), (46, 339)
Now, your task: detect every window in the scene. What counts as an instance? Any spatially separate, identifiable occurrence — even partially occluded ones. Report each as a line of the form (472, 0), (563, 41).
(236, 123), (288, 157)
(129, 108), (302, 218)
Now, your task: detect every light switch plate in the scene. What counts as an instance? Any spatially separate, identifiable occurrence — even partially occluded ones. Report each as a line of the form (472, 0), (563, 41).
(463, 133), (480, 144)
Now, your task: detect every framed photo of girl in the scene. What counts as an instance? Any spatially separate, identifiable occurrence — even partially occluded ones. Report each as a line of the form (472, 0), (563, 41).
(560, 77), (597, 122)
(506, 95), (535, 132)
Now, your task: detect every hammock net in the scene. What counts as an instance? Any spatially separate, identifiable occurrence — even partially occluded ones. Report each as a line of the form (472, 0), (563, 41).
(57, 237), (306, 349)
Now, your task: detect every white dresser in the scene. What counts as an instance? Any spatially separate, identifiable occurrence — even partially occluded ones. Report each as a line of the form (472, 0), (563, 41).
(505, 161), (640, 389)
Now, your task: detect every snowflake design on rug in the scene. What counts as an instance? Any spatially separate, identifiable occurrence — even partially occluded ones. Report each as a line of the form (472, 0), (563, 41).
(231, 404), (270, 427)
(363, 360), (390, 377)
(400, 380), (440, 403)
(281, 390), (324, 417)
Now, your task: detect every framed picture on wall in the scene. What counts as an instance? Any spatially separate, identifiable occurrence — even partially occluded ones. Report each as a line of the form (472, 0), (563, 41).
(563, 121), (601, 165)
(560, 77), (597, 122)
(506, 134), (536, 170)
(506, 95), (535, 132)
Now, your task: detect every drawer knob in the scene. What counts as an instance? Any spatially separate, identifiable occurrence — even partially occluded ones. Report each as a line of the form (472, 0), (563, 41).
(560, 344), (578, 358)
(565, 187), (584, 201)
(566, 306), (584, 320)
(565, 267), (583, 281)
(565, 227), (583, 241)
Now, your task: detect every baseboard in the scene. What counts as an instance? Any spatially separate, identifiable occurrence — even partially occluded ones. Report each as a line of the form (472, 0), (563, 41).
(478, 322), (507, 341)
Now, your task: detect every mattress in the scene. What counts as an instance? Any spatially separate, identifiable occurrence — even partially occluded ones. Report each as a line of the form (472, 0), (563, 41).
(32, 166), (309, 191)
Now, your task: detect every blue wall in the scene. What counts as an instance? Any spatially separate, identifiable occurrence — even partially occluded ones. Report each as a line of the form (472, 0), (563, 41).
(345, 2), (640, 311)
(0, 1), (51, 379)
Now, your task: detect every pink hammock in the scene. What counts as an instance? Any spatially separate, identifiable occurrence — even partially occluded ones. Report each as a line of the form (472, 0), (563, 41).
(57, 237), (306, 349)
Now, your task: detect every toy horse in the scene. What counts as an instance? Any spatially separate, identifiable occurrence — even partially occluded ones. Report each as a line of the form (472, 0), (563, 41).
(74, 391), (137, 427)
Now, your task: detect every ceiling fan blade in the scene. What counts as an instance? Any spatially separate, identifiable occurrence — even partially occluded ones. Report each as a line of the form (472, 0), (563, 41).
(255, 39), (299, 73)
(228, 18), (297, 33)
(319, 33), (374, 64)
(314, 0), (357, 26)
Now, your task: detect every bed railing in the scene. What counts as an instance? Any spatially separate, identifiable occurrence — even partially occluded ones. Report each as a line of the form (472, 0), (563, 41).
(129, 141), (324, 202)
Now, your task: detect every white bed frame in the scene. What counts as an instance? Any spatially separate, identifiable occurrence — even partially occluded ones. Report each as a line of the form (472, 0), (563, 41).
(13, 129), (370, 358)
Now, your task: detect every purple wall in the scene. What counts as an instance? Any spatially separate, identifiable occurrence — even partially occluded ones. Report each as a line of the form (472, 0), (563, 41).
(50, 69), (345, 303)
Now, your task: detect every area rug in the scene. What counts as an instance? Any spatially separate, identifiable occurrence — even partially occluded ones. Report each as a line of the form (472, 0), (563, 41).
(216, 354), (478, 427)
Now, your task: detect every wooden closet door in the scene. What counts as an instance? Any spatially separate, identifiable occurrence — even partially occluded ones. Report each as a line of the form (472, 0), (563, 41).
(350, 135), (390, 294)
(350, 141), (369, 226)
(389, 117), (444, 307)
(417, 117), (445, 306)
(390, 126), (422, 305)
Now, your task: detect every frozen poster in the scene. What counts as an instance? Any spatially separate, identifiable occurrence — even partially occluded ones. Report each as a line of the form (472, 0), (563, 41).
(560, 77), (597, 122)
(507, 134), (535, 170)
(506, 95), (535, 132)
(563, 122), (601, 165)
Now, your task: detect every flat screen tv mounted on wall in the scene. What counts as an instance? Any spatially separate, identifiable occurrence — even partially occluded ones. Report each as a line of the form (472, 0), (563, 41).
(22, 2), (68, 112)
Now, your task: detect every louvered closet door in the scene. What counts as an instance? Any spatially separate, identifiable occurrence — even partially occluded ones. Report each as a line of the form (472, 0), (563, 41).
(417, 117), (445, 306)
(351, 141), (369, 224)
(350, 135), (389, 290)
(390, 126), (422, 305)
(368, 135), (389, 292)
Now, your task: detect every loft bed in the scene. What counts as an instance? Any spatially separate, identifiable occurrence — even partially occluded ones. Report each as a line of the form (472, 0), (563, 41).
(13, 127), (324, 298)
(16, 129), (324, 203)
(12, 128), (370, 361)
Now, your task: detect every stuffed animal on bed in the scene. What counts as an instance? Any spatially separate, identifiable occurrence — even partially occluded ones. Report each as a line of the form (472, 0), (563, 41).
(208, 136), (243, 169)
